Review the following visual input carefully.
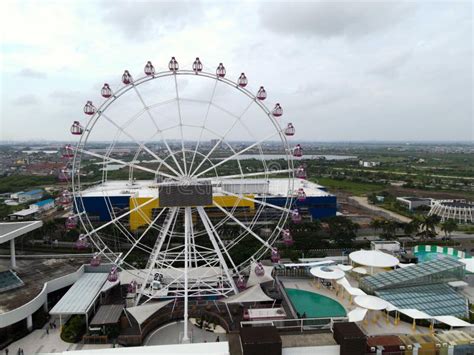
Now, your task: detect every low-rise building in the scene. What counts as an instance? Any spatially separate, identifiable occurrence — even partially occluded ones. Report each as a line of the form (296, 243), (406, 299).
(17, 189), (44, 203)
(396, 196), (433, 211)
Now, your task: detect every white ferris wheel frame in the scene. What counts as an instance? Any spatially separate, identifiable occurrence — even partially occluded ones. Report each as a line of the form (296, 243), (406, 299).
(70, 64), (298, 321)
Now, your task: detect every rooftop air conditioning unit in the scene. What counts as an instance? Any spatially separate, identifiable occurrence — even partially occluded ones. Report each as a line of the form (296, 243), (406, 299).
(399, 345), (405, 350)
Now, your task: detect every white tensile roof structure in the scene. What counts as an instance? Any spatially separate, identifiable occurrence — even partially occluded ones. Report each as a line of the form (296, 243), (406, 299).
(310, 266), (345, 280)
(246, 263), (274, 287)
(354, 295), (390, 311)
(221, 285), (273, 304)
(125, 300), (173, 326)
(349, 250), (399, 268)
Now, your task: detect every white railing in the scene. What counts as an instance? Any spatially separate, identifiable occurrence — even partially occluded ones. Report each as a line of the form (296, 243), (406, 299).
(240, 316), (348, 332)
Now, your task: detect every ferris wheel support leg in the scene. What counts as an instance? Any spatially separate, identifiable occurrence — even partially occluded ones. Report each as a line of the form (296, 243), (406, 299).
(182, 207), (191, 343)
(197, 207), (238, 294)
(135, 207), (178, 306)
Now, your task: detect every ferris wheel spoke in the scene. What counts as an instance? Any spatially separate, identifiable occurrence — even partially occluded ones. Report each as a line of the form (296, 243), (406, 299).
(78, 147), (178, 180)
(100, 111), (182, 177)
(196, 207), (238, 293)
(83, 196), (159, 238)
(129, 86), (185, 177)
(119, 207), (169, 264)
(215, 168), (294, 180)
(173, 75), (188, 176)
(188, 79), (219, 175)
(193, 130), (281, 178)
(212, 201), (272, 250)
(219, 190), (293, 214)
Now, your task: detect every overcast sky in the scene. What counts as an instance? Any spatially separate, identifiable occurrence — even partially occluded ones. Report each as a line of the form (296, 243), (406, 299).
(0, 0), (472, 142)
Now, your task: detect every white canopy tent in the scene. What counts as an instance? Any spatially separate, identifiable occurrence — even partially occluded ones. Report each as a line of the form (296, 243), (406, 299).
(434, 316), (473, 328)
(352, 267), (368, 275)
(337, 264), (353, 272)
(348, 307), (368, 322)
(354, 295), (389, 311)
(336, 277), (366, 301)
(126, 300), (173, 329)
(349, 250), (399, 273)
(283, 260), (334, 268)
(246, 263), (274, 287)
(310, 266), (345, 280)
(398, 308), (432, 320)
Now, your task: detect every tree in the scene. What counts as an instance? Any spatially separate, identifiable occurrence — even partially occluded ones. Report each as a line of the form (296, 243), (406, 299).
(323, 216), (359, 247)
(369, 218), (384, 234)
(440, 219), (457, 239)
(380, 220), (398, 240)
(416, 214), (440, 240)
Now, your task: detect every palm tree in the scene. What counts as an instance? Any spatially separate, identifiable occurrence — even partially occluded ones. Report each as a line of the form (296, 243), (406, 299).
(417, 214), (440, 240)
(369, 218), (384, 234)
(440, 219), (457, 239)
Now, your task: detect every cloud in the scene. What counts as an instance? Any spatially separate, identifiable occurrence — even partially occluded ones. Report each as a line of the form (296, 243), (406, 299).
(49, 90), (84, 106)
(11, 94), (40, 106)
(258, 1), (414, 38)
(100, 0), (204, 39)
(17, 68), (47, 79)
(368, 50), (413, 78)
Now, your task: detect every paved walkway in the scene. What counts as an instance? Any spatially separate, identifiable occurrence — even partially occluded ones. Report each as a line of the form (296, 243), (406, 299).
(350, 196), (412, 223)
(5, 320), (114, 354)
(145, 320), (227, 345)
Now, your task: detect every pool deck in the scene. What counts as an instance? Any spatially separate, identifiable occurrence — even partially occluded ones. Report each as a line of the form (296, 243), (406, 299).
(280, 277), (432, 336)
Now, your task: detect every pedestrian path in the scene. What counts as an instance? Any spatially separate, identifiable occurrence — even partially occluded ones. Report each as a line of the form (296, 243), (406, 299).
(5, 320), (114, 354)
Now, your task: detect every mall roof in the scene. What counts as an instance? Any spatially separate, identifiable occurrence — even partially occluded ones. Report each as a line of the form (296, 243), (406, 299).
(376, 284), (468, 317)
(79, 178), (332, 199)
(349, 250), (399, 268)
(361, 257), (465, 292)
(50, 272), (108, 315)
(0, 221), (43, 244)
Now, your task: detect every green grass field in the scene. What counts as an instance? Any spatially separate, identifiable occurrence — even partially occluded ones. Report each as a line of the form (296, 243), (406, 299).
(312, 177), (385, 196)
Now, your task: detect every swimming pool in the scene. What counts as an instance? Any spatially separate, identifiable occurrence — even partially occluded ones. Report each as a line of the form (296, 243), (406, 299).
(415, 251), (459, 263)
(285, 288), (346, 318)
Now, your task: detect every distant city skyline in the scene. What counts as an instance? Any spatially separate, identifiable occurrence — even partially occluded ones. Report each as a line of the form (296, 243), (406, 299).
(0, 0), (472, 142)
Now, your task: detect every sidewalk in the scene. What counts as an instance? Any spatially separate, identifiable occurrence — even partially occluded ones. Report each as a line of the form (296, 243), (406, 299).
(5, 321), (114, 354)
(350, 196), (412, 223)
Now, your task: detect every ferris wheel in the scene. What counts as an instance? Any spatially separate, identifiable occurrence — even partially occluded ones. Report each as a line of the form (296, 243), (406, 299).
(67, 57), (306, 332)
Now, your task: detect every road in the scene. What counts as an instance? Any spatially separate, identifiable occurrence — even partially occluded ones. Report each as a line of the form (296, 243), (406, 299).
(349, 196), (412, 223)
